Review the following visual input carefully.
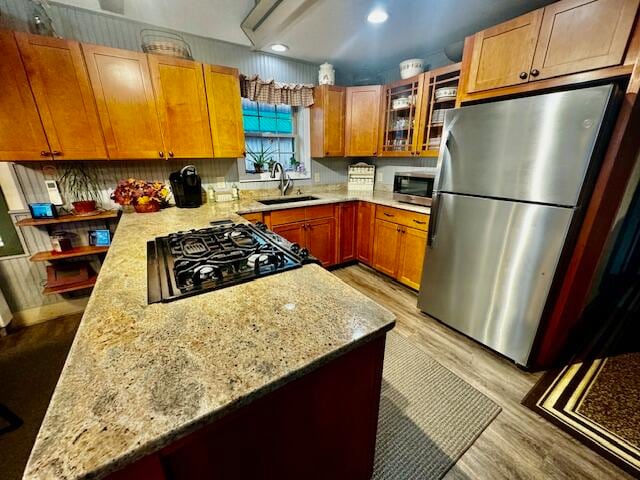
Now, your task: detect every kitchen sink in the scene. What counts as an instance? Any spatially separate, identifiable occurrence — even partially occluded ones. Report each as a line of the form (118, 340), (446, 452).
(258, 196), (319, 205)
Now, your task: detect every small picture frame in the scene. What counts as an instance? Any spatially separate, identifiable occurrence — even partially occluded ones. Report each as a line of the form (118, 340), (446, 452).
(89, 229), (111, 247)
(28, 203), (57, 219)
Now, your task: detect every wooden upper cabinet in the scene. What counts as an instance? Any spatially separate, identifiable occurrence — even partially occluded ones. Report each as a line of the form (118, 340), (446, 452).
(311, 85), (345, 157)
(15, 33), (107, 160)
(531, 0), (640, 80)
(466, 9), (543, 93)
(0, 30), (50, 161)
(204, 65), (245, 158)
(148, 54), (213, 159)
(82, 44), (164, 159)
(345, 85), (382, 157)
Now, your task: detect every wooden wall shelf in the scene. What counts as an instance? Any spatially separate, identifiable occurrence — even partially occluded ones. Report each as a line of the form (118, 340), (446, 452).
(30, 246), (109, 262)
(43, 276), (97, 295)
(16, 210), (118, 227)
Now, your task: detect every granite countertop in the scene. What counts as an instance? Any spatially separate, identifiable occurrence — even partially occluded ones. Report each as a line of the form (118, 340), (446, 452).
(23, 197), (396, 480)
(236, 189), (431, 216)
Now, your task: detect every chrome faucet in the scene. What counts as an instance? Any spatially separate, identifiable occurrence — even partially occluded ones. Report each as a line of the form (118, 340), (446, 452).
(270, 161), (292, 196)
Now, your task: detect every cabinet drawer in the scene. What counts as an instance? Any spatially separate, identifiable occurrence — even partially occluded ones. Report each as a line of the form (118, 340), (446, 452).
(271, 208), (306, 226)
(241, 212), (263, 224)
(376, 206), (429, 231)
(306, 204), (334, 220)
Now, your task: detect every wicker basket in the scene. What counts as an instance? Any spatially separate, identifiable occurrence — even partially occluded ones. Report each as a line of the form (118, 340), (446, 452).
(141, 29), (193, 60)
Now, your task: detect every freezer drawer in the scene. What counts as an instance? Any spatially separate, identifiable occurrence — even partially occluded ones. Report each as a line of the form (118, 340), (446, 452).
(418, 193), (573, 365)
(438, 84), (614, 207)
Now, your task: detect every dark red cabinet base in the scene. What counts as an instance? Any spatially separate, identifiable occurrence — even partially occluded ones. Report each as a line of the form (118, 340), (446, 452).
(108, 334), (388, 480)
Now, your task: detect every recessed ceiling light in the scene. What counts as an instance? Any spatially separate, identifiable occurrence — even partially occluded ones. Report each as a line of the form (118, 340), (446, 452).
(270, 44), (289, 52)
(367, 8), (388, 24)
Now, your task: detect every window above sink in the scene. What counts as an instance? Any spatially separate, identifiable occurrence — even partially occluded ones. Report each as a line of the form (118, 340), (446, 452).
(237, 99), (312, 183)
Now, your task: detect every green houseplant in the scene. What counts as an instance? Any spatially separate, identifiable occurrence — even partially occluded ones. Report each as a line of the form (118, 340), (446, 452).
(57, 163), (103, 214)
(246, 145), (273, 174)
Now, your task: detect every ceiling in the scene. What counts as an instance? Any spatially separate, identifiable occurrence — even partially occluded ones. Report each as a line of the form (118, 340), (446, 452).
(55, 0), (555, 72)
(54, 0), (254, 46)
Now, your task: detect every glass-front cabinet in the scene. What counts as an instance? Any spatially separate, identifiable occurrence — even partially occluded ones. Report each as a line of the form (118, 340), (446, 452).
(378, 63), (460, 158)
(416, 64), (461, 157)
(379, 75), (424, 157)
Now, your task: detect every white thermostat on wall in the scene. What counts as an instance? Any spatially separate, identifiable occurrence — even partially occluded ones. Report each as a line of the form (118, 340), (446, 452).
(45, 180), (64, 206)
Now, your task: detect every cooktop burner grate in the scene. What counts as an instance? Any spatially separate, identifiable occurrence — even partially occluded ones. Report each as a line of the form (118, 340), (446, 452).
(147, 221), (316, 303)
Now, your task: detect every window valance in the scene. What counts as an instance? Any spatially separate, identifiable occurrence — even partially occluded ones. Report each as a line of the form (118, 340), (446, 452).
(240, 74), (314, 107)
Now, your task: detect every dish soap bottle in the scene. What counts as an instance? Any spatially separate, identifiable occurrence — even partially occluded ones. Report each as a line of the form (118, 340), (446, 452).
(231, 183), (240, 201)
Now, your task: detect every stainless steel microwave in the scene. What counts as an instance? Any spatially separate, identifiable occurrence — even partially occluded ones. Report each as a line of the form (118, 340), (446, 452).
(392, 172), (435, 206)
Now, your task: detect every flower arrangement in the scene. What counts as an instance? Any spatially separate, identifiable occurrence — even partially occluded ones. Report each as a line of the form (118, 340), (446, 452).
(111, 179), (170, 213)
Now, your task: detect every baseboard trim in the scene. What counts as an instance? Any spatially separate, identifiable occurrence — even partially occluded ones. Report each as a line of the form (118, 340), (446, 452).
(11, 298), (88, 329)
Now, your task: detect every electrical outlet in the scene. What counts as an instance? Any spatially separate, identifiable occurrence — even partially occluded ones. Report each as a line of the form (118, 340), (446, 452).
(314, 172), (320, 182)
(377, 172), (384, 182)
(214, 177), (226, 189)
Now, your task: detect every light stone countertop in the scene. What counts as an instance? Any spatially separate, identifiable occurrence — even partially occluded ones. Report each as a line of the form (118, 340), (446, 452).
(236, 189), (431, 215)
(23, 192), (400, 480)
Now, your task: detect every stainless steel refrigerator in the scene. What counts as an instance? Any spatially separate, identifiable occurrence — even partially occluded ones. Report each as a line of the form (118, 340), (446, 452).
(418, 84), (620, 367)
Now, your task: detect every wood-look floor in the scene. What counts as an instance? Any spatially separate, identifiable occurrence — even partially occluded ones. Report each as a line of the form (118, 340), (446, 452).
(333, 264), (631, 480)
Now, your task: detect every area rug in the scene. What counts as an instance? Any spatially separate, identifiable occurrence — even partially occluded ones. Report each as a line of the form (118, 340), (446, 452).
(374, 331), (501, 479)
(523, 284), (640, 478)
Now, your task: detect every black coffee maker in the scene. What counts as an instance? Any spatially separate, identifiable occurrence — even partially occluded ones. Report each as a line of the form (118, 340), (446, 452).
(170, 165), (202, 208)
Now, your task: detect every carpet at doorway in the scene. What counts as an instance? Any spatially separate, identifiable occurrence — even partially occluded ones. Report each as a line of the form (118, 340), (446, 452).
(523, 282), (640, 478)
(374, 331), (501, 479)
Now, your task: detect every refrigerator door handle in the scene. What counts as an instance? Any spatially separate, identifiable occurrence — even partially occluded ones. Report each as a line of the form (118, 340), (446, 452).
(427, 192), (440, 247)
(428, 129), (452, 247)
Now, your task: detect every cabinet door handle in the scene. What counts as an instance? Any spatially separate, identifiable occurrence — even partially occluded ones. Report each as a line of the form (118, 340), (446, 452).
(413, 220), (427, 225)
(530, 69), (540, 77)
(519, 71), (528, 80)
(383, 212), (394, 217)
(168, 151), (174, 157)
(40, 150), (50, 157)
(51, 150), (61, 156)
(159, 151), (164, 158)
(396, 226), (400, 232)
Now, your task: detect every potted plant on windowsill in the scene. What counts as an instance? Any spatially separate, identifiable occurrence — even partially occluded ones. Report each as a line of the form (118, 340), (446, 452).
(247, 145), (273, 174)
(58, 164), (104, 215)
(111, 179), (170, 213)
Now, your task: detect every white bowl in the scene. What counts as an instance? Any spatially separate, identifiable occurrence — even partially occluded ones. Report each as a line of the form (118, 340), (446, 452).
(435, 86), (458, 101)
(400, 58), (424, 79)
(392, 97), (411, 110)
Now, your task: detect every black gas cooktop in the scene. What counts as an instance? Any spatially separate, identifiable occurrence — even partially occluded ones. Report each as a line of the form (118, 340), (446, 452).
(147, 221), (317, 303)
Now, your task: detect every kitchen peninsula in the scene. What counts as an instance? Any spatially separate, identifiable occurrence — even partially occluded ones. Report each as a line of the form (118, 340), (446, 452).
(23, 198), (396, 480)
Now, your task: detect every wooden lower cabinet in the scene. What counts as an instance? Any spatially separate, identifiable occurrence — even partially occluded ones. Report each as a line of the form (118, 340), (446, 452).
(261, 202), (427, 286)
(396, 227), (428, 289)
(241, 212), (263, 224)
(356, 202), (376, 265)
(339, 202), (357, 263)
(272, 222), (306, 248)
(306, 218), (336, 267)
(372, 218), (428, 290)
(372, 219), (401, 277)
(272, 218), (336, 267)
